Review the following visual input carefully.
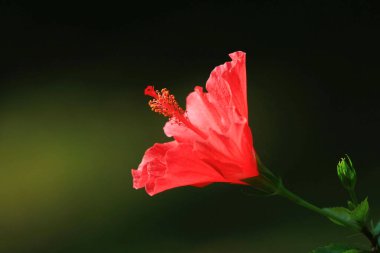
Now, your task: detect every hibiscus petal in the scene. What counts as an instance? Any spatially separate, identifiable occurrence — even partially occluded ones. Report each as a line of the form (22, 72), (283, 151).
(193, 117), (258, 180)
(131, 141), (177, 190)
(146, 143), (229, 195)
(185, 86), (228, 135)
(163, 119), (199, 142)
(206, 51), (248, 118)
(165, 86), (230, 141)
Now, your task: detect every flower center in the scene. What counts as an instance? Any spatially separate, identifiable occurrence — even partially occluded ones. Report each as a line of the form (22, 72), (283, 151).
(144, 85), (207, 139)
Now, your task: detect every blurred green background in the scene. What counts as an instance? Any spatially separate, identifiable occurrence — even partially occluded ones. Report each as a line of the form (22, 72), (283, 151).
(1, 1), (380, 252)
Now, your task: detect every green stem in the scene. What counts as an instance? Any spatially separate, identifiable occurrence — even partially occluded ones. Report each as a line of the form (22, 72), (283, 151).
(276, 184), (380, 251)
(362, 226), (379, 252)
(348, 189), (359, 206)
(253, 157), (378, 250)
(276, 184), (361, 231)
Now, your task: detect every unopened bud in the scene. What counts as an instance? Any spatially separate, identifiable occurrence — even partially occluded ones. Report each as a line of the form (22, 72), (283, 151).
(337, 155), (357, 191)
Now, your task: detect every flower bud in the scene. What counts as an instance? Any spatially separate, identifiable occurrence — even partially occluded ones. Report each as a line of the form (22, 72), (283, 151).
(337, 155), (357, 191)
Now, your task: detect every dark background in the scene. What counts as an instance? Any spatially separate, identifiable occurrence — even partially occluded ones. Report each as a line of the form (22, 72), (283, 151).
(1, 1), (380, 252)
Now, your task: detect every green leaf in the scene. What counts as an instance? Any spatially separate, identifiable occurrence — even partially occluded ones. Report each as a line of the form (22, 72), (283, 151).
(323, 198), (369, 228)
(323, 207), (355, 227)
(351, 198), (369, 224)
(311, 244), (364, 253)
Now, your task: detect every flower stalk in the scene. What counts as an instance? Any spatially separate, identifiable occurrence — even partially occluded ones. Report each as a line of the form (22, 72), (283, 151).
(248, 159), (379, 251)
(276, 184), (360, 230)
(278, 185), (379, 252)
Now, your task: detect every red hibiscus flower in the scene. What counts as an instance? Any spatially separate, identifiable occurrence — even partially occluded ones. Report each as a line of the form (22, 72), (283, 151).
(132, 51), (258, 196)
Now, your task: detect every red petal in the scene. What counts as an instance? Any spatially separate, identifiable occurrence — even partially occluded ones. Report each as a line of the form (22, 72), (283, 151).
(148, 143), (229, 195)
(132, 141), (231, 196)
(206, 51), (248, 118)
(185, 86), (228, 134)
(163, 119), (199, 142)
(132, 142), (177, 191)
(165, 52), (249, 142)
(193, 113), (258, 180)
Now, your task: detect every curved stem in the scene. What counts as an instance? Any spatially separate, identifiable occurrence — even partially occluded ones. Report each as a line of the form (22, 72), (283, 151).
(253, 157), (378, 250)
(276, 183), (380, 251)
(276, 184), (360, 231)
